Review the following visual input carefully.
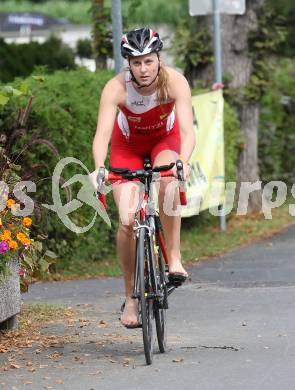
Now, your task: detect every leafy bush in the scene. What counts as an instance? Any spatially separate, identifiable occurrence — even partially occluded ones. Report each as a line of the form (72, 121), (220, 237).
(223, 100), (240, 182)
(76, 39), (93, 59)
(0, 67), (240, 275)
(259, 59), (295, 184)
(0, 37), (76, 83)
(1, 68), (116, 274)
(0, 81), (58, 290)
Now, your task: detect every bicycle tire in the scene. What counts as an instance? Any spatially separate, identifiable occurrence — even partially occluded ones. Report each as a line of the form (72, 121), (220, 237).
(137, 227), (153, 365)
(154, 218), (168, 353)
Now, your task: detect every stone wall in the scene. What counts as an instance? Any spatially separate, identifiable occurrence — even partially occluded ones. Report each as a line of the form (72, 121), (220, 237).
(0, 258), (20, 329)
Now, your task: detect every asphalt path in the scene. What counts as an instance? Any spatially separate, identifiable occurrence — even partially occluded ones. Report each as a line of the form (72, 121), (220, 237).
(1, 225), (295, 390)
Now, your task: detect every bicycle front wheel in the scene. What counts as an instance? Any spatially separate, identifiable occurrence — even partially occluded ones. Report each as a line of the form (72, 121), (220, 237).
(154, 218), (168, 353)
(137, 227), (154, 365)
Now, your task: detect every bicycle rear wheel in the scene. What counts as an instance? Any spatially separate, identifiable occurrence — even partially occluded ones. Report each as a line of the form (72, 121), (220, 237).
(137, 227), (154, 365)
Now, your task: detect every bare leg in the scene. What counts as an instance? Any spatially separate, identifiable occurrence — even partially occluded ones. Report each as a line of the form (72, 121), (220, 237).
(112, 182), (141, 326)
(154, 151), (188, 276)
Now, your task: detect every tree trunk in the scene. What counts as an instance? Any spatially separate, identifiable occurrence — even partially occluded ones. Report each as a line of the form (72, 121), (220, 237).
(238, 103), (262, 212)
(191, 0), (264, 213)
(92, 0), (108, 70)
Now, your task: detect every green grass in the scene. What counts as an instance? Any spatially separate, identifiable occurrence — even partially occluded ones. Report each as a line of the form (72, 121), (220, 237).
(181, 201), (295, 264)
(0, 0), (188, 26)
(45, 201), (295, 281)
(18, 303), (69, 329)
(0, 1), (91, 24)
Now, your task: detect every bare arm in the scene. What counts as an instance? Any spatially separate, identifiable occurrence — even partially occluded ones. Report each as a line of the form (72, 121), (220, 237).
(92, 76), (125, 168)
(169, 71), (196, 164)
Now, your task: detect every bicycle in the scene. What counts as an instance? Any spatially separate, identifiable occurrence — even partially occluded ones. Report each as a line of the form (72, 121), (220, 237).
(96, 158), (187, 365)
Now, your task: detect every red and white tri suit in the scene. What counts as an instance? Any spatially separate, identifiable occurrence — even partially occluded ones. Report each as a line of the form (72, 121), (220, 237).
(110, 71), (181, 170)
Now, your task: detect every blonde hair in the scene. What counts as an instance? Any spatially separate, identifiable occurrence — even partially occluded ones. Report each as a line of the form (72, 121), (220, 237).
(156, 64), (170, 104)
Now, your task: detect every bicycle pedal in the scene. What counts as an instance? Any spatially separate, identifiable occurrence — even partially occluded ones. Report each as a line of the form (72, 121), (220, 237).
(168, 273), (187, 286)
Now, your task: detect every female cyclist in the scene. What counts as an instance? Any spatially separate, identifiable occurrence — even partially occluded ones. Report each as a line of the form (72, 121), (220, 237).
(91, 27), (196, 328)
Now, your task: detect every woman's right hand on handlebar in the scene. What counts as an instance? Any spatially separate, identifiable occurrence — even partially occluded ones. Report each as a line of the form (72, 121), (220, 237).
(88, 166), (109, 191)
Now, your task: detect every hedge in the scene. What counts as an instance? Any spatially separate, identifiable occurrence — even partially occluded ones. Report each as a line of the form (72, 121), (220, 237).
(0, 68), (239, 273)
(0, 37), (76, 83)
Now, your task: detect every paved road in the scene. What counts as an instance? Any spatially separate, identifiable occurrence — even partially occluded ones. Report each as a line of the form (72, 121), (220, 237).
(1, 225), (295, 390)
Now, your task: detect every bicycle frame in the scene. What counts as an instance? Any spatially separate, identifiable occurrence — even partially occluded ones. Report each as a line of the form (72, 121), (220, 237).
(132, 171), (178, 299)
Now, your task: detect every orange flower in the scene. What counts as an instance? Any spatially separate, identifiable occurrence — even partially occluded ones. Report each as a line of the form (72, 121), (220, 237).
(0, 230), (11, 241)
(8, 240), (18, 250)
(16, 232), (27, 242)
(22, 217), (32, 228)
(6, 199), (15, 209)
(22, 238), (31, 247)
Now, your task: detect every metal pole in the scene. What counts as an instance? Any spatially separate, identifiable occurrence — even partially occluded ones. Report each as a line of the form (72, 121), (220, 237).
(212, 0), (222, 83)
(111, 0), (123, 74)
(212, 0), (226, 231)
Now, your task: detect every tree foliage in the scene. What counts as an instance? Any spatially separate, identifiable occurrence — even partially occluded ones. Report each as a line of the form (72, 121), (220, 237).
(266, 0), (295, 56)
(0, 37), (76, 83)
(259, 59), (295, 184)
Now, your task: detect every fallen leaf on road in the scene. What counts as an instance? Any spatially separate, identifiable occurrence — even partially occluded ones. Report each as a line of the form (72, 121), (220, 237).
(172, 358), (184, 363)
(98, 319), (108, 328)
(89, 370), (102, 375)
(48, 351), (63, 360)
(55, 379), (64, 384)
(10, 363), (21, 369)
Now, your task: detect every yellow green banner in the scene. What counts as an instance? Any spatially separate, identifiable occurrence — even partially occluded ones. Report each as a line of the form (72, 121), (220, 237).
(181, 90), (225, 217)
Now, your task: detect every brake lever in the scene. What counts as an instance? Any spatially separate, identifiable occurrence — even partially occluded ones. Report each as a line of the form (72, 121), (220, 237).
(176, 159), (184, 181)
(96, 167), (107, 209)
(96, 167), (105, 193)
(176, 159), (187, 206)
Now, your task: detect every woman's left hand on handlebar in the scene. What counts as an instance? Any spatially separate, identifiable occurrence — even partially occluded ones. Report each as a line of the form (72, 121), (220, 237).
(173, 161), (191, 180)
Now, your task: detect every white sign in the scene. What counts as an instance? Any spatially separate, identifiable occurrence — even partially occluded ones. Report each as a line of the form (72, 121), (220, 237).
(189, 0), (245, 16)
(8, 14), (45, 26)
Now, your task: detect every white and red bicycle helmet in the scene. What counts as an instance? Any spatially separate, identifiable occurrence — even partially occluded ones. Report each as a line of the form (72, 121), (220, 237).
(121, 27), (163, 59)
